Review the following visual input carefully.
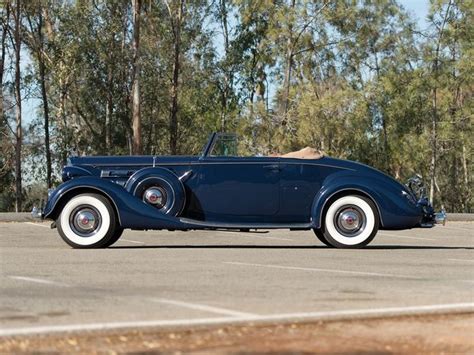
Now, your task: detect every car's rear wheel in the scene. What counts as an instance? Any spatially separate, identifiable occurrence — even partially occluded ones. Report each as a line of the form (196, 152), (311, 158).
(321, 195), (379, 248)
(312, 229), (334, 247)
(57, 193), (120, 249)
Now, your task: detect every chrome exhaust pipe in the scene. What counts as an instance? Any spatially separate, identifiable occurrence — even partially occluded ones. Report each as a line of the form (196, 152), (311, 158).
(31, 206), (43, 219)
(434, 210), (447, 226)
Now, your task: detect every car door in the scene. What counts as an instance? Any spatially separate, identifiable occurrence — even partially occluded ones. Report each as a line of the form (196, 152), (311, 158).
(278, 159), (323, 223)
(191, 156), (280, 222)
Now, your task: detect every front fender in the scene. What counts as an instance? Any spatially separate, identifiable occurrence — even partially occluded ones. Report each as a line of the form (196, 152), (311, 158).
(43, 176), (188, 230)
(311, 173), (422, 229)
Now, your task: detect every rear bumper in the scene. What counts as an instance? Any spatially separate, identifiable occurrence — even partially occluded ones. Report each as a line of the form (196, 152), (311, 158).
(406, 175), (446, 228)
(418, 201), (447, 228)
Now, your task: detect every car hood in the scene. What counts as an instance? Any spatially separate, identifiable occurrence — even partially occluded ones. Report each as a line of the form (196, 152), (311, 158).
(68, 155), (199, 167)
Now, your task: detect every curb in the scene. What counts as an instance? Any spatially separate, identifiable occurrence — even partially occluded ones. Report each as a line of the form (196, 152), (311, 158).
(0, 213), (37, 222)
(0, 302), (473, 338)
(0, 213), (473, 223)
(447, 213), (474, 222)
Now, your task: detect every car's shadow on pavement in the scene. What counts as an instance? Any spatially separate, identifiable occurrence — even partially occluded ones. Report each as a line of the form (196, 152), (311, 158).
(109, 245), (473, 250)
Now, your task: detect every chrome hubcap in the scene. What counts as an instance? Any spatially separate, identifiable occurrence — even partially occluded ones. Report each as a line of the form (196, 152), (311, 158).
(76, 211), (96, 231)
(339, 211), (360, 231)
(143, 187), (166, 208)
(70, 207), (101, 237)
(334, 206), (365, 237)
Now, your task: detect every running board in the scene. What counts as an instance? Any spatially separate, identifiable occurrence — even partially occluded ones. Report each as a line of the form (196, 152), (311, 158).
(178, 218), (312, 230)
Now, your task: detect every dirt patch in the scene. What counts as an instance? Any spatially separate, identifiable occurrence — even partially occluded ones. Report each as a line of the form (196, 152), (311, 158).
(1, 313), (473, 354)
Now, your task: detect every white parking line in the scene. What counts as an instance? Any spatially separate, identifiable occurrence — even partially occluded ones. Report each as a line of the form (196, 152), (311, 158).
(442, 225), (473, 232)
(120, 239), (145, 245)
(8, 276), (70, 287)
(0, 302), (472, 337)
(224, 261), (420, 279)
(378, 232), (435, 241)
(24, 222), (50, 229)
(151, 298), (257, 318)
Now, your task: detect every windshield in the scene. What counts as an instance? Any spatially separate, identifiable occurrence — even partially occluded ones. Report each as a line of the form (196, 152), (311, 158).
(210, 134), (238, 156)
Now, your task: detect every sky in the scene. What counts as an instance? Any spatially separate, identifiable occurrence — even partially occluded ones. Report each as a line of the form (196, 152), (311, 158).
(399, 0), (430, 29)
(21, 0), (430, 127)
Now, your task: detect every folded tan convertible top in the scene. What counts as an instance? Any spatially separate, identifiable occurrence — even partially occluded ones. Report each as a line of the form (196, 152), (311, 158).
(277, 147), (324, 160)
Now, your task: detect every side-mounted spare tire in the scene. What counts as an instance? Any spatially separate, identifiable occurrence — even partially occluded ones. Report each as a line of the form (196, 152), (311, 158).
(124, 167), (186, 216)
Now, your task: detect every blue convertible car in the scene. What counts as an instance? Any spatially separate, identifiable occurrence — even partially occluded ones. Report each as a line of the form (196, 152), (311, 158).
(38, 133), (445, 249)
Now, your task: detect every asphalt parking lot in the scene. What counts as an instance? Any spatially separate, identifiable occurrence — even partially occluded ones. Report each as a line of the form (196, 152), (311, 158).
(0, 221), (473, 345)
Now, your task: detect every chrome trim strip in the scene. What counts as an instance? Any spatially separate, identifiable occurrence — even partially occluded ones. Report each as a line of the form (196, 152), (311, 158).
(80, 161), (354, 171)
(178, 170), (193, 182)
(179, 217), (312, 229)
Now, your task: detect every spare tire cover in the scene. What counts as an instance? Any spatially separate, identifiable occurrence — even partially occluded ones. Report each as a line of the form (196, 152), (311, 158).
(125, 167), (186, 216)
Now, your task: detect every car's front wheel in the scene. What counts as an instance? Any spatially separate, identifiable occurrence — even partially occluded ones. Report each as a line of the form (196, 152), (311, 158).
(57, 193), (120, 249)
(321, 195), (379, 248)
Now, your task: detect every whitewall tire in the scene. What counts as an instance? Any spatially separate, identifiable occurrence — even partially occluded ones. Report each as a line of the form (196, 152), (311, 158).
(322, 195), (379, 248)
(57, 193), (120, 249)
(312, 229), (334, 247)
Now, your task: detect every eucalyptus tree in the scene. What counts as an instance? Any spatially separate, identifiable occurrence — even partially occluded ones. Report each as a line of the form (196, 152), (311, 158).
(423, 0), (473, 210)
(164, 0), (184, 155)
(12, 0), (22, 211)
(0, 1), (14, 211)
(131, 0), (142, 155)
(0, 2), (9, 123)
(212, 0), (240, 131)
(22, 1), (53, 187)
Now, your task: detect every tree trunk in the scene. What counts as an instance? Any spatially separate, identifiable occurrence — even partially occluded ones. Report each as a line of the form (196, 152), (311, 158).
(429, 89), (437, 203)
(461, 143), (469, 212)
(57, 73), (67, 164)
(0, 3), (9, 123)
(131, 0), (142, 155)
(37, 11), (52, 188)
(281, 45), (293, 117)
(429, 0), (452, 204)
(169, 0), (183, 155)
(369, 45), (390, 172)
(219, 0), (230, 131)
(39, 56), (51, 188)
(280, 0), (296, 119)
(13, 0), (22, 211)
(105, 65), (113, 152)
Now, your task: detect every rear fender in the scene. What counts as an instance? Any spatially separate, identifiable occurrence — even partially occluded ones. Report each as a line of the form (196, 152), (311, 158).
(311, 173), (422, 229)
(311, 182), (384, 229)
(43, 176), (187, 230)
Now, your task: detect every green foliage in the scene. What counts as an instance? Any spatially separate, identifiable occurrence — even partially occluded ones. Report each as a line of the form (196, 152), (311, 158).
(1, 0), (471, 212)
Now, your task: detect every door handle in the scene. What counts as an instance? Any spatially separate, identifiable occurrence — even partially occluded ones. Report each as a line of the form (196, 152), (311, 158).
(263, 164), (280, 171)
